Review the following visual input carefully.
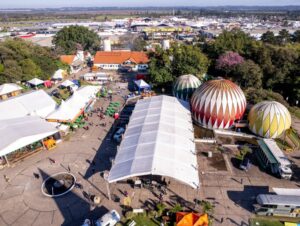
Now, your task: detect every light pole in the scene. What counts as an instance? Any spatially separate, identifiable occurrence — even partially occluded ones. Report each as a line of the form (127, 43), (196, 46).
(103, 171), (112, 201)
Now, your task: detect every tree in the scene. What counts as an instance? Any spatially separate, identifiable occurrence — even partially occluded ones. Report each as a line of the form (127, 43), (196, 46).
(0, 38), (59, 84)
(277, 29), (292, 45)
(132, 37), (147, 51)
(148, 44), (209, 87)
(261, 31), (277, 45)
(171, 44), (209, 77)
(292, 30), (300, 43)
(234, 60), (263, 89)
(53, 25), (101, 54)
(148, 47), (173, 87)
(216, 51), (244, 75)
(206, 29), (253, 57)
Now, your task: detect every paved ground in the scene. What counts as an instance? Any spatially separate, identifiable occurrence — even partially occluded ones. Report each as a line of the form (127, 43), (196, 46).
(1, 80), (300, 225)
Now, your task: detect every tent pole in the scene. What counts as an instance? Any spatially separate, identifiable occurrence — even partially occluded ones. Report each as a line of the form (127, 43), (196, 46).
(4, 155), (10, 167)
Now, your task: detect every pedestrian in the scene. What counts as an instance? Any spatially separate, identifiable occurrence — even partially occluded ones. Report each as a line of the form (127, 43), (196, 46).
(3, 175), (9, 183)
(124, 190), (128, 197)
(33, 173), (40, 179)
(68, 165), (71, 172)
(49, 158), (56, 164)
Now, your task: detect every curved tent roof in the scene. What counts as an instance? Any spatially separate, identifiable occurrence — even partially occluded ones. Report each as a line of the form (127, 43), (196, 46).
(0, 83), (22, 96)
(108, 95), (199, 189)
(0, 116), (58, 157)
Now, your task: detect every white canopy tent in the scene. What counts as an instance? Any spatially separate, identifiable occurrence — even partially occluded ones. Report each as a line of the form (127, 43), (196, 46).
(0, 90), (57, 120)
(0, 83), (22, 96)
(27, 78), (44, 86)
(108, 95), (199, 189)
(0, 116), (58, 157)
(60, 80), (75, 88)
(52, 69), (65, 80)
(134, 79), (150, 89)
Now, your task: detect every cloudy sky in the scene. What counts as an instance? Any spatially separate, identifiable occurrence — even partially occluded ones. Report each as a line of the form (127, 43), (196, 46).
(1, 0), (300, 8)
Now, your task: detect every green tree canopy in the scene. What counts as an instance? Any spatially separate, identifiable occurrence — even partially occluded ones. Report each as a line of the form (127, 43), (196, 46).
(261, 31), (277, 45)
(148, 44), (209, 87)
(53, 25), (101, 54)
(0, 38), (60, 84)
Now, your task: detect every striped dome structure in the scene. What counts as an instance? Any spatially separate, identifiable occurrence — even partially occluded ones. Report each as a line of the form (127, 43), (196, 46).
(173, 74), (201, 101)
(191, 79), (246, 129)
(248, 101), (291, 138)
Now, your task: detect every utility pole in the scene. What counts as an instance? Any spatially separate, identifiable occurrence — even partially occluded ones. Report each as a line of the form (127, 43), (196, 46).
(103, 171), (111, 201)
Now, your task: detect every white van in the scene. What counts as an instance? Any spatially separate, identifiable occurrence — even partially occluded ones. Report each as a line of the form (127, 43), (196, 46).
(95, 210), (121, 226)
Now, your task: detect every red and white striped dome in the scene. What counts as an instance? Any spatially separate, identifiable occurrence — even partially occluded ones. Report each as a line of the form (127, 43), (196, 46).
(191, 79), (246, 129)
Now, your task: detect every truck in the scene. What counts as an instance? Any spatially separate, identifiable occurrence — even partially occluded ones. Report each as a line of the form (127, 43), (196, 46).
(256, 139), (292, 179)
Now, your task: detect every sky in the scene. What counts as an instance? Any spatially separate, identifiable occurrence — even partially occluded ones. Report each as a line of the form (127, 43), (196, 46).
(1, 0), (300, 8)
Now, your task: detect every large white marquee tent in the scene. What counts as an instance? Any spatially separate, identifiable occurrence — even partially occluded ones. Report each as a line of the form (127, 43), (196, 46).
(0, 116), (58, 157)
(108, 95), (199, 189)
(0, 90), (57, 120)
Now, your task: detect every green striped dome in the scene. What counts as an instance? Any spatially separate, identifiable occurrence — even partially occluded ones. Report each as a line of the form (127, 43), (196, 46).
(173, 74), (201, 101)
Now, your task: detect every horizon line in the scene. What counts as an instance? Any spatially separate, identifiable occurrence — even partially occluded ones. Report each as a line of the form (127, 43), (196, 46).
(0, 5), (300, 10)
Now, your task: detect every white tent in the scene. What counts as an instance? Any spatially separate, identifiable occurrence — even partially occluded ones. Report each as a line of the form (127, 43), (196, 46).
(134, 79), (150, 89)
(27, 78), (44, 86)
(0, 90), (57, 120)
(0, 83), (22, 96)
(47, 86), (101, 122)
(108, 95), (199, 189)
(60, 80), (74, 88)
(0, 116), (58, 157)
(52, 69), (65, 80)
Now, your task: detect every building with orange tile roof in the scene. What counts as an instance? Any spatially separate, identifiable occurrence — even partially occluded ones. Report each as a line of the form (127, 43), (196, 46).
(93, 51), (149, 71)
(60, 51), (85, 73)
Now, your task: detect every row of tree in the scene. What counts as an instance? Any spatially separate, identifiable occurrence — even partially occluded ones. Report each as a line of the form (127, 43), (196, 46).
(0, 39), (63, 84)
(148, 29), (300, 107)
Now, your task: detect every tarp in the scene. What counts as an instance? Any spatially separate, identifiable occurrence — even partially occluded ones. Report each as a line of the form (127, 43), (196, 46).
(27, 78), (44, 86)
(0, 116), (58, 157)
(0, 83), (22, 96)
(108, 95), (199, 189)
(0, 90), (57, 120)
(134, 79), (150, 89)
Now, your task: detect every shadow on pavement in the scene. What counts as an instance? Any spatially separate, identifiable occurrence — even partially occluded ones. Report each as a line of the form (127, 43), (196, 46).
(227, 185), (269, 212)
(38, 168), (109, 226)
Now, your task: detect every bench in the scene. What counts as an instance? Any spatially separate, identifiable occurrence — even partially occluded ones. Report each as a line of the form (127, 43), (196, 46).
(128, 220), (136, 226)
(132, 208), (144, 214)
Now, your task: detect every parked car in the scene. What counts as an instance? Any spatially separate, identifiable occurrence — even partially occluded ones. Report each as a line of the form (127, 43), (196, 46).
(240, 157), (251, 171)
(95, 210), (120, 226)
(113, 127), (125, 143)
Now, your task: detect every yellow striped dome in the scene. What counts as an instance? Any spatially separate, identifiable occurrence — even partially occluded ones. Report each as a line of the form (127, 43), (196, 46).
(248, 101), (291, 138)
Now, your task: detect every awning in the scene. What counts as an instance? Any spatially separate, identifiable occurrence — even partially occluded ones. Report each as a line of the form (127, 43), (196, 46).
(108, 95), (199, 189)
(0, 83), (22, 95)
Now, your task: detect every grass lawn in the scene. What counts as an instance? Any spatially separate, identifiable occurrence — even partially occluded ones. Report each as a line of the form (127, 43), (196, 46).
(249, 218), (284, 226)
(131, 215), (160, 226)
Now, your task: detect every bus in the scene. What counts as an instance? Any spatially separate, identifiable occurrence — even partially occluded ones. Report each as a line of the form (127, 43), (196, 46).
(256, 139), (292, 179)
(255, 194), (300, 217)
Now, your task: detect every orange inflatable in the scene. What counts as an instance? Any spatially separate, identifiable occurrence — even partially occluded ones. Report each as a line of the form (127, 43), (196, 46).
(176, 212), (208, 226)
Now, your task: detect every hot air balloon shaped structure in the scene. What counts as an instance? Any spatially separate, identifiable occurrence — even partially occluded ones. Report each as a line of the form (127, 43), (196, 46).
(173, 74), (201, 101)
(191, 79), (246, 129)
(248, 101), (291, 138)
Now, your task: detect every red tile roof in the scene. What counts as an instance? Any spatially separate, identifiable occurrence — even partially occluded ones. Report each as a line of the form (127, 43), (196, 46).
(94, 51), (149, 64)
(60, 55), (75, 65)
